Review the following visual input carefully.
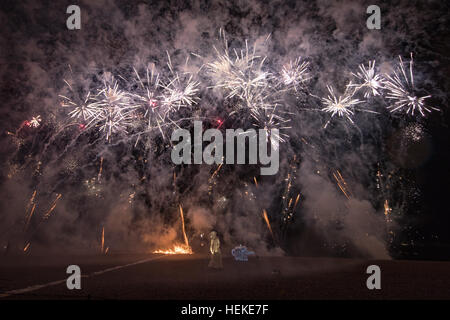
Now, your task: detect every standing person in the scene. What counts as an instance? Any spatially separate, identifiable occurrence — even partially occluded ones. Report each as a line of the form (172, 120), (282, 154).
(208, 231), (223, 269)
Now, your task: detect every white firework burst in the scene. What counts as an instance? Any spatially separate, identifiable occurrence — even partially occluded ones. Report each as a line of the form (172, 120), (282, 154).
(29, 115), (42, 128)
(320, 85), (363, 128)
(128, 64), (162, 129)
(281, 57), (311, 92)
(159, 52), (200, 118)
(60, 91), (98, 121)
(384, 53), (438, 116)
(251, 103), (291, 147)
(87, 77), (137, 141)
(348, 60), (385, 98)
(60, 76), (98, 122)
(207, 29), (271, 107)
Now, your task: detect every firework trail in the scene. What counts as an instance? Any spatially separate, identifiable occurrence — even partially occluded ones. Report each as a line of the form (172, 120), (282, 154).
(97, 157), (104, 183)
(262, 209), (275, 241)
(333, 170), (351, 200)
(24, 203), (36, 232)
(101, 227), (105, 254)
(43, 194), (62, 219)
(384, 53), (439, 116)
(23, 242), (31, 252)
(179, 205), (189, 248)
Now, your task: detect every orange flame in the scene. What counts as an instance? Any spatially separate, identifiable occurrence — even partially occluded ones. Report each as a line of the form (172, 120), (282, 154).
(153, 205), (193, 255)
(153, 244), (193, 255)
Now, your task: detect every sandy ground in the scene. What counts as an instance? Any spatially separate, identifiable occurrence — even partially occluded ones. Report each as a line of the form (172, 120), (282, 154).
(0, 254), (449, 300)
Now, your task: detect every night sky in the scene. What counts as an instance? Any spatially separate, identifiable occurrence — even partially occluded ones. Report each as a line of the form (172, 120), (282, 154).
(0, 0), (449, 259)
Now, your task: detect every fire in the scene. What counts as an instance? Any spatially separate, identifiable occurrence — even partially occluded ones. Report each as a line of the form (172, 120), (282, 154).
(153, 205), (193, 255)
(153, 244), (193, 255)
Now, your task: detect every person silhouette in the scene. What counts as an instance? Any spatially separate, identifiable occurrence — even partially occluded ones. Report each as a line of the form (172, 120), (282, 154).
(208, 231), (223, 269)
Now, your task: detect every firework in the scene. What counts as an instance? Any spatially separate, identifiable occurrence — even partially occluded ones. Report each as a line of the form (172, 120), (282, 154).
(319, 85), (363, 128)
(206, 29), (271, 109)
(60, 91), (98, 121)
(88, 78), (137, 140)
(384, 53), (438, 116)
(348, 60), (385, 98)
(281, 57), (311, 92)
(250, 104), (291, 147)
(128, 65), (162, 130)
(159, 52), (200, 116)
(28, 115), (42, 128)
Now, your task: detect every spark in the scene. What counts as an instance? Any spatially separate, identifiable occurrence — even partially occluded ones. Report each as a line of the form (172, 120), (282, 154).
(384, 53), (438, 116)
(348, 60), (385, 98)
(23, 243), (31, 252)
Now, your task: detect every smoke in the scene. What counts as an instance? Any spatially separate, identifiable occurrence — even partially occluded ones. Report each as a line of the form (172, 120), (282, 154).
(0, 0), (448, 258)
